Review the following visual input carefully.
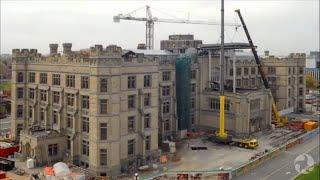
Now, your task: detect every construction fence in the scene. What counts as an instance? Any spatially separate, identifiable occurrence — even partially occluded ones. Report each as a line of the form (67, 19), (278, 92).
(231, 128), (319, 178)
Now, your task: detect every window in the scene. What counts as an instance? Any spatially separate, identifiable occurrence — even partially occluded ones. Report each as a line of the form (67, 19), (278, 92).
(191, 98), (195, 109)
(293, 67), (296, 74)
(229, 69), (233, 76)
(236, 79), (241, 87)
(243, 78), (249, 87)
(82, 117), (89, 133)
(250, 99), (260, 111)
(128, 95), (136, 109)
(53, 91), (60, 104)
(82, 140), (89, 156)
(144, 75), (152, 88)
(66, 93), (74, 106)
(17, 72), (24, 83)
(251, 78), (256, 86)
(191, 114), (195, 124)
(244, 68), (249, 75)
(128, 116), (135, 132)
(52, 74), (60, 85)
(40, 90), (47, 101)
(288, 77), (291, 85)
(28, 106), (33, 119)
(288, 68), (291, 75)
(100, 78), (108, 92)
(190, 83), (196, 93)
(288, 88), (292, 97)
(236, 68), (241, 76)
(128, 76), (136, 89)
(67, 136), (71, 150)
(267, 67), (276, 74)
(67, 114), (73, 128)
(81, 76), (90, 89)
(40, 108), (45, 121)
(251, 67), (256, 75)
(66, 75), (75, 87)
(82, 96), (90, 109)
(162, 86), (170, 96)
(299, 77), (304, 84)
(17, 88), (24, 99)
(162, 102), (170, 114)
(163, 71), (171, 81)
(29, 88), (35, 99)
(144, 93), (151, 107)
(299, 67), (304, 74)
(100, 149), (107, 166)
(299, 88), (303, 96)
(48, 144), (58, 156)
(53, 111), (58, 124)
(128, 139), (135, 156)
(100, 99), (108, 114)
(190, 70), (196, 79)
(164, 120), (170, 131)
(298, 99), (303, 109)
(145, 136), (151, 151)
(210, 98), (219, 110)
(40, 73), (47, 84)
(144, 114), (151, 129)
(28, 72), (35, 83)
(210, 98), (230, 111)
(100, 123), (108, 140)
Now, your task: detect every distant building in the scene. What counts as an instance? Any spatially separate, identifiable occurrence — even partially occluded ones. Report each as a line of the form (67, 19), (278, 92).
(160, 34), (202, 54)
(305, 51), (320, 81)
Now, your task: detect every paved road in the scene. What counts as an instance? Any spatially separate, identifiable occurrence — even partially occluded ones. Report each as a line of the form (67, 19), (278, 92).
(234, 134), (319, 180)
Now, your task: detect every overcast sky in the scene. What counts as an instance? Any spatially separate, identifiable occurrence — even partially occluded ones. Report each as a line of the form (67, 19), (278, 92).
(1, 0), (319, 56)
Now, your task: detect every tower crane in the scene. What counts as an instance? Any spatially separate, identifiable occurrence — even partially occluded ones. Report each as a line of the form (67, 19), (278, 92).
(113, 5), (240, 49)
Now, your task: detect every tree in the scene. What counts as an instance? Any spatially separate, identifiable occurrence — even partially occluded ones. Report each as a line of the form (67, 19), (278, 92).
(306, 75), (317, 90)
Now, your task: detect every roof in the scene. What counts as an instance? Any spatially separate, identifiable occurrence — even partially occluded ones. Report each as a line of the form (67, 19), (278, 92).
(124, 49), (175, 56)
(199, 42), (254, 50)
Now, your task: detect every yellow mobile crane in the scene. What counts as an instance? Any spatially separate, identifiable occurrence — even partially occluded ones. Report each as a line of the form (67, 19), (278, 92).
(208, 1), (258, 149)
(235, 9), (288, 127)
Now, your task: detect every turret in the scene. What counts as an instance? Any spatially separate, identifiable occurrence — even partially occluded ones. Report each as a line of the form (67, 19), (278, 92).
(62, 43), (72, 54)
(49, 44), (58, 55)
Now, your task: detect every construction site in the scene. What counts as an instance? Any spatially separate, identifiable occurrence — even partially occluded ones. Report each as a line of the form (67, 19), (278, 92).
(0, 1), (319, 180)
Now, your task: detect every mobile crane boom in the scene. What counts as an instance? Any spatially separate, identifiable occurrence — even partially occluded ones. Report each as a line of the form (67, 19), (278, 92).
(235, 9), (286, 126)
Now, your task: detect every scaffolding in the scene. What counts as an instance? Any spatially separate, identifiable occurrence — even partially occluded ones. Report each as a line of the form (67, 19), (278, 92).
(176, 55), (193, 131)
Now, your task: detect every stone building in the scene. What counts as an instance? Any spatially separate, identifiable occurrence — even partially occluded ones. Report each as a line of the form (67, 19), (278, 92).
(123, 49), (179, 143)
(262, 53), (306, 113)
(197, 48), (272, 136)
(160, 34), (202, 54)
(11, 44), (159, 176)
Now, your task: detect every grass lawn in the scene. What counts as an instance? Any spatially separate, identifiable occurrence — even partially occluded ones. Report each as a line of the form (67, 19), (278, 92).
(295, 163), (320, 180)
(0, 81), (11, 91)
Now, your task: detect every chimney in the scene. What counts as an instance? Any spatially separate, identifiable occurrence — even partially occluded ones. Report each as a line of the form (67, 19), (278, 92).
(62, 43), (72, 54)
(94, 44), (103, 52)
(49, 44), (58, 55)
(264, 50), (269, 57)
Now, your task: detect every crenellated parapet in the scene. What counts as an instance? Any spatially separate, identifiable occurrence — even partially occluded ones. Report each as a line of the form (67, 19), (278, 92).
(12, 43), (160, 67)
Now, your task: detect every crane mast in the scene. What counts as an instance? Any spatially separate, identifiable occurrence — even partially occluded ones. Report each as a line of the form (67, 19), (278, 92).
(235, 9), (285, 126)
